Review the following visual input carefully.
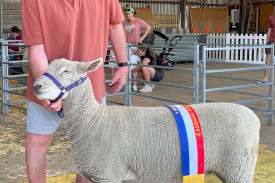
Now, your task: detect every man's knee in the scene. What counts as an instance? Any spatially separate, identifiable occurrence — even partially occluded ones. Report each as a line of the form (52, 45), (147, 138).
(26, 132), (53, 152)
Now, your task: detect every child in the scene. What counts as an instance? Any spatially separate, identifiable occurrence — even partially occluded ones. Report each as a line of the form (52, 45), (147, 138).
(129, 47), (141, 91)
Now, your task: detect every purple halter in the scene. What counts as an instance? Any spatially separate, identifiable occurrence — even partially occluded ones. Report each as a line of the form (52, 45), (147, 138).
(44, 73), (87, 118)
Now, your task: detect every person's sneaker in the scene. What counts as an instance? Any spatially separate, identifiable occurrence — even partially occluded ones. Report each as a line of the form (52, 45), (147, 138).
(132, 85), (138, 91)
(139, 85), (152, 93)
(151, 83), (155, 90)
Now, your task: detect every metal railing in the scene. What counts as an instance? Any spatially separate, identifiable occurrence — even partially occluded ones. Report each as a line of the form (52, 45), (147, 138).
(1, 40), (28, 113)
(105, 43), (199, 106)
(1, 41), (274, 126)
(199, 43), (274, 126)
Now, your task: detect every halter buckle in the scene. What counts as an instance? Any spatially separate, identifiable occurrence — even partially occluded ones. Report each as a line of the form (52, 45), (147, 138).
(76, 78), (85, 85)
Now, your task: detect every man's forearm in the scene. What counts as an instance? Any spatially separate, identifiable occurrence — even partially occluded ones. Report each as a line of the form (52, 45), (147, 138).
(28, 44), (49, 81)
(267, 28), (272, 42)
(141, 26), (151, 40)
(109, 23), (127, 63)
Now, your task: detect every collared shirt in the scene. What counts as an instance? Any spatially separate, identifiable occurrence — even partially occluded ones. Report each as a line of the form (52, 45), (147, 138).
(7, 35), (22, 52)
(268, 14), (275, 43)
(22, 0), (124, 104)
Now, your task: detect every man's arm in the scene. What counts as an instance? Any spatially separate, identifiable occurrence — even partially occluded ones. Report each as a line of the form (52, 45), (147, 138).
(139, 25), (151, 43)
(28, 44), (48, 81)
(29, 44), (63, 111)
(108, 23), (128, 94)
(267, 28), (272, 42)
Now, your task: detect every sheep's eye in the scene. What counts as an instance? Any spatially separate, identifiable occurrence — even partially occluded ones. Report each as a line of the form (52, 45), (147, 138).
(63, 70), (70, 74)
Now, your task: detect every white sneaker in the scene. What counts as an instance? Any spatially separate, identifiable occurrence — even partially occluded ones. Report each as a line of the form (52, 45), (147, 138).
(132, 85), (138, 91)
(139, 85), (152, 93)
(151, 84), (155, 90)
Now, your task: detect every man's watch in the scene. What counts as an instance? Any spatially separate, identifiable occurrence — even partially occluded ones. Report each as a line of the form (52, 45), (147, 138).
(117, 62), (129, 67)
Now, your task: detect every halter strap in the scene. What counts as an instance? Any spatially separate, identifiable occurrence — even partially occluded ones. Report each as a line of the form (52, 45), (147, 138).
(43, 73), (87, 118)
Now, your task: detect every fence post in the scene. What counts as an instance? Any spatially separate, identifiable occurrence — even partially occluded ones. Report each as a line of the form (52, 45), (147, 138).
(268, 43), (274, 126)
(125, 43), (131, 106)
(201, 45), (206, 103)
(193, 43), (200, 104)
(253, 34), (257, 63)
(225, 33), (230, 62)
(1, 43), (9, 115)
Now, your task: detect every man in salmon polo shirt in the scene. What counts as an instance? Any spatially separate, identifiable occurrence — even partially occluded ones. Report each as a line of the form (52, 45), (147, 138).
(22, 1), (128, 183)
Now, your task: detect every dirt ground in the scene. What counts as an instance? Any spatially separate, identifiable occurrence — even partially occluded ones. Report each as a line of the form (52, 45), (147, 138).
(0, 62), (275, 183)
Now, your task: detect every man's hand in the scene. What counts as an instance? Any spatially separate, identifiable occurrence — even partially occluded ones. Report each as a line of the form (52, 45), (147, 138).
(41, 99), (64, 112)
(108, 66), (128, 94)
(138, 37), (144, 44)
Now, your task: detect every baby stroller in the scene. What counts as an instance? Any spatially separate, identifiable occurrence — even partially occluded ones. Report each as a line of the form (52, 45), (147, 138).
(153, 31), (182, 67)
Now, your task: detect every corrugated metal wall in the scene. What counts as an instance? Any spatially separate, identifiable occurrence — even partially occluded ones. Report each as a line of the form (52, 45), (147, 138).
(2, 0), (22, 28)
(1, 0), (22, 38)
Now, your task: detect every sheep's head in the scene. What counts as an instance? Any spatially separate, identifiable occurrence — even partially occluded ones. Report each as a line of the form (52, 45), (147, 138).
(33, 58), (103, 101)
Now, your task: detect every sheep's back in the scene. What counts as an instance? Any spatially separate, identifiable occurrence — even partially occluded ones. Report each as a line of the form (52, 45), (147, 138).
(191, 103), (260, 179)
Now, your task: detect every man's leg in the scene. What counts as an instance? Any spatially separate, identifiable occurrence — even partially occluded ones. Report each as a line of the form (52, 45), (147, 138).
(25, 133), (53, 183)
(26, 100), (62, 183)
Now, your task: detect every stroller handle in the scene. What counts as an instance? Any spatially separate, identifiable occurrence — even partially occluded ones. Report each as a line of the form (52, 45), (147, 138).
(153, 30), (169, 41)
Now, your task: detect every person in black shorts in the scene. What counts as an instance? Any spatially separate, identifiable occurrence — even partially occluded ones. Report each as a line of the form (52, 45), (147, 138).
(257, 8), (275, 84)
(131, 45), (165, 92)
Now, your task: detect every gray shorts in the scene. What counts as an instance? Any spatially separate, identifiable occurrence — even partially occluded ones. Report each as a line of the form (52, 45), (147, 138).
(26, 97), (106, 135)
(152, 69), (165, 82)
(265, 42), (275, 55)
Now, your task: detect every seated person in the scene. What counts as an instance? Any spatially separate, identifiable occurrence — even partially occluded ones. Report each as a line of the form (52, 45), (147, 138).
(132, 45), (165, 93)
(129, 47), (141, 91)
(108, 48), (117, 75)
(7, 26), (22, 55)
(7, 26), (23, 72)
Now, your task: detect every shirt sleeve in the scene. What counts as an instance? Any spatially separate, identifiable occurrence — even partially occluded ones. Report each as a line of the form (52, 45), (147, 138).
(138, 18), (149, 29)
(22, 0), (43, 45)
(109, 0), (124, 25)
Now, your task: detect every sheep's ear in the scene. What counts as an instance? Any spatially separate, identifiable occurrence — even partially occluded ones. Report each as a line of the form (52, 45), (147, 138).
(78, 58), (103, 74)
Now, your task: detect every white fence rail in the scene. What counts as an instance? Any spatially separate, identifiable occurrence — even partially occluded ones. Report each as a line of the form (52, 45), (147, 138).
(206, 33), (267, 64)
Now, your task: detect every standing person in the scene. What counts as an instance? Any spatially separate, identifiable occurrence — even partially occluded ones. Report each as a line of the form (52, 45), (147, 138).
(257, 7), (275, 83)
(22, 1), (128, 183)
(133, 45), (165, 93)
(122, 7), (151, 45)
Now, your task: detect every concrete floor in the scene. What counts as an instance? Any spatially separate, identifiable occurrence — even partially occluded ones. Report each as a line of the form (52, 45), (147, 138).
(106, 61), (275, 152)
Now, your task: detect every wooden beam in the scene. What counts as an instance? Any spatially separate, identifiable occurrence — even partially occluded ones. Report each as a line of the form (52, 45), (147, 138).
(241, 0), (247, 34)
(119, 0), (229, 7)
(181, 0), (186, 29)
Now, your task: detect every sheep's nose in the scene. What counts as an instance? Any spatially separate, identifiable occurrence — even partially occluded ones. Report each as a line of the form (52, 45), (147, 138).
(34, 84), (42, 93)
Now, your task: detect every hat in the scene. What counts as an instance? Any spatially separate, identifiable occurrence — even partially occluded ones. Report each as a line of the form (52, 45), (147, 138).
(124, 7), (134, 14)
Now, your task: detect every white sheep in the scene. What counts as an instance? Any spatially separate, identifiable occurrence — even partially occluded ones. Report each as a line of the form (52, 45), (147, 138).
(34, 58), (260, 183)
